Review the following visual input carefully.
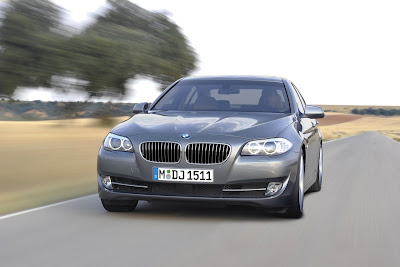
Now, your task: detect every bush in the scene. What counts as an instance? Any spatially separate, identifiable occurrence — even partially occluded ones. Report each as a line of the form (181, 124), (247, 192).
(351, 107), (400, 116)
(0, 100), (136, 120)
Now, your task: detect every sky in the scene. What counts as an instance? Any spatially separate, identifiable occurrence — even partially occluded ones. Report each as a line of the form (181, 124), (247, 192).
(14, 0), (400, 105)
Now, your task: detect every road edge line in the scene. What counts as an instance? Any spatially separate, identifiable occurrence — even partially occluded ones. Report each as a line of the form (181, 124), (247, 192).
(380, 133), (400, 144)
(324, 131), (400, 145)
(0, 194), (96, 220)
(323, 132), (364, 144)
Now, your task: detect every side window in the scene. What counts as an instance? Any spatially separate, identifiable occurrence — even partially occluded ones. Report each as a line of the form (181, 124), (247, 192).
(291, 83), (305, 113)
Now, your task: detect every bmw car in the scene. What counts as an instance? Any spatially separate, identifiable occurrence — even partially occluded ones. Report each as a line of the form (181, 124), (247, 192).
(97, 76), (324, 218)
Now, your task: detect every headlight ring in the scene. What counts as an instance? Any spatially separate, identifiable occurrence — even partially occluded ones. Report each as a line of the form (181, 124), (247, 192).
(241, 138), (292, 156)
(103, 133), (134, 152)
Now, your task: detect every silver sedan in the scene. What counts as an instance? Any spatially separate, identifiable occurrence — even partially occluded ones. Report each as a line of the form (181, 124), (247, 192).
(97, 76), (324, 218)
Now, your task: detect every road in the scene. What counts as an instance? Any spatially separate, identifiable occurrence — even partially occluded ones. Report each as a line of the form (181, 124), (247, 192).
(1, 132), (399, 267)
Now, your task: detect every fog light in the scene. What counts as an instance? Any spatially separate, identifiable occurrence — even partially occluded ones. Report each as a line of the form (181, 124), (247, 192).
(102, 176), (113, 190)
(265, 182), (283, 196)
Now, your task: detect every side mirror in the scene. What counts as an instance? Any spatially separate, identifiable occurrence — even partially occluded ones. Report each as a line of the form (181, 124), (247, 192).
(303, 105), (325, 119)
(132, 102), (149, 114)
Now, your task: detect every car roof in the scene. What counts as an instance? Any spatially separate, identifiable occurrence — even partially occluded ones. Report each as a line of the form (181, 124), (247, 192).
(181, 75), (284, 83)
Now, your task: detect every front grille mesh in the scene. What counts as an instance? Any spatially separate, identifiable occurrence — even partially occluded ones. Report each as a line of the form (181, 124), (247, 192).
(185, 143), (231, 164)
(140, 142), (181, 163)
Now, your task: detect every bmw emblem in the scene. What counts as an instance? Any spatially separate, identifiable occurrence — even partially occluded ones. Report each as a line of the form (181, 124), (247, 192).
(181, 133), (190, 139)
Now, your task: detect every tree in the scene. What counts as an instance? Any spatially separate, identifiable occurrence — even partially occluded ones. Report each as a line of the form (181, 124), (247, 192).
(0, 0), (197, 98)
(148, 13), (196, 89)
(68, 0), (197, 96)
(0, 0), (66, 97)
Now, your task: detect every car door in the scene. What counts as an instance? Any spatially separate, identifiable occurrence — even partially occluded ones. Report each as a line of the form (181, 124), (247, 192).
(292, 83), (319, 186)
(294, 85), (320, 179)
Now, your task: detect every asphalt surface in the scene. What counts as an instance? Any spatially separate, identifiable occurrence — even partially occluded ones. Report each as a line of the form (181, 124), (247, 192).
(1, 131), (399, 267)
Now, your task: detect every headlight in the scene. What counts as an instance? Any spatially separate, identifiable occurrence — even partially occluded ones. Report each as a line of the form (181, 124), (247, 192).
(103, 133), (134, 152)
(241, 138), (292, 156)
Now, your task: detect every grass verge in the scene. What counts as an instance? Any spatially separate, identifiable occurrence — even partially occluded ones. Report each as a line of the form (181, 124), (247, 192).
(319, 115), (400, 142)
(0, 117), (129, 215)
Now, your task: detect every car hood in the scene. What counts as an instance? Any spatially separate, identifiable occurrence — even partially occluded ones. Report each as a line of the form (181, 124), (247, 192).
(112, 111), (295, 140)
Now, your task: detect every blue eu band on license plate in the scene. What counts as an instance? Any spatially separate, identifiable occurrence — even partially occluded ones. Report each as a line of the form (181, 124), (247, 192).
(152, 167), (214, 182)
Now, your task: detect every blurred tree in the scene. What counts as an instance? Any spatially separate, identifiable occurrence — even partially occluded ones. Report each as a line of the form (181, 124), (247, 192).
(68, 0), (197, 96)
(0, 0), (66, 97)
(0, 0), (197, 98)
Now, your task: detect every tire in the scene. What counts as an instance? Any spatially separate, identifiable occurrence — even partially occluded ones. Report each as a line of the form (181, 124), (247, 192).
(284, 152), (304, 218)
(101, 199), (138, 212)
(309, 145), (323, 192)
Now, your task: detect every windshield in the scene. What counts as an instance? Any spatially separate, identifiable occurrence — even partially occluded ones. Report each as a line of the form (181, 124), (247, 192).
(152, 79), (291, 113)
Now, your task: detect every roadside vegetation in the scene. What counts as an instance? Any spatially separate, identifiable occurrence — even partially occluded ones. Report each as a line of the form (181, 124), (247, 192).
(0, 0), (196, 99)
(351, 108), (400, 116)
(316, 105), (400, 141)
(319, 105), (400, 114)
(0, 100), (135, 121)
(0, 117), (129, 215)
(318, 112), (400, 142)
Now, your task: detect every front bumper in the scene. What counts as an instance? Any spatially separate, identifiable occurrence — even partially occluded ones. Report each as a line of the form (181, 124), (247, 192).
(98, 186), (295, 209)
(97, 141), (301, 208)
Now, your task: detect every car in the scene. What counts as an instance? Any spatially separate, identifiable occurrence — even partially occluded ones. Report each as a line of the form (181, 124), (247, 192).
(97, 76), (325, 218)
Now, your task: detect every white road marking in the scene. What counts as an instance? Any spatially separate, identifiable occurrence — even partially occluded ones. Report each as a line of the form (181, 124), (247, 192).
(380, 133), (400, 144)
(324, 131), (398, 144)
(0, 194), (96, 220)
(323, 133), (364, 144)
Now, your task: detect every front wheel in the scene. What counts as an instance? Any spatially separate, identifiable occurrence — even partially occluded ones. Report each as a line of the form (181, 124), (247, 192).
(284, 153), (304, 218)
(101, 199), (138, 212)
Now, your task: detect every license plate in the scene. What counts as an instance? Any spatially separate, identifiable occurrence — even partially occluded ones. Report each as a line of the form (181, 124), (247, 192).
(152, 167), (214, 182)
